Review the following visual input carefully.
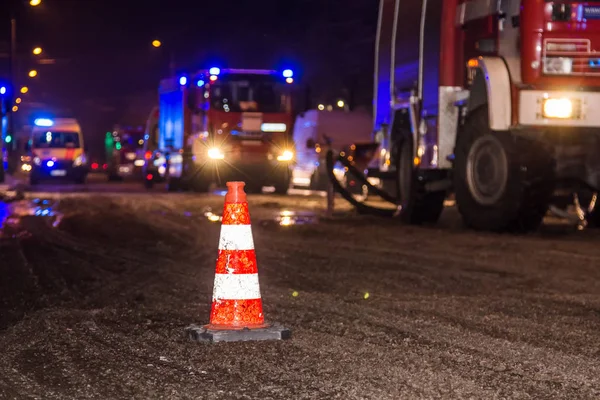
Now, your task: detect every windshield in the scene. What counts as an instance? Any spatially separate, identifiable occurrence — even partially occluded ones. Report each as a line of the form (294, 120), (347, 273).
(33, 131), (81, 149)
(210, 76), (289, 113)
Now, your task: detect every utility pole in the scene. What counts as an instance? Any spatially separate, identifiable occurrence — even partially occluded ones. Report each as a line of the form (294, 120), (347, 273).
(9, 15), (17, 152)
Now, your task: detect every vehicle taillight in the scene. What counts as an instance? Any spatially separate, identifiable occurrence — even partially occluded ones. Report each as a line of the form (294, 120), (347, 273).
(103, 164), (108, 170)
(146, 174), (153, 180)
(91, 162), (99, 169)
(145, 151), (152, 160)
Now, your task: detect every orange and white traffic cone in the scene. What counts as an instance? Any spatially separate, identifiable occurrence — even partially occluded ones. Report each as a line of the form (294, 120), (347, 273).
(186, 181), (291, 342)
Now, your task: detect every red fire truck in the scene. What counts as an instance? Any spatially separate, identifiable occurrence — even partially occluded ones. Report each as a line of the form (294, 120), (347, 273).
(328, 0), (600, 231)
(145, 67), (296, 193)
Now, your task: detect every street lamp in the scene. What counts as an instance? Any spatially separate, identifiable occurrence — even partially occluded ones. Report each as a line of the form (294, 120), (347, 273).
(28, 69), (38, 78)
(12, 106), (18, 112)
(20, 86), (28, 94)
(337, 100), (345, 108)
(30, 0), (42, 6)
(151, 39), (175, 75)
(15, 98), (21, 104)
(33, 47), (42, 55)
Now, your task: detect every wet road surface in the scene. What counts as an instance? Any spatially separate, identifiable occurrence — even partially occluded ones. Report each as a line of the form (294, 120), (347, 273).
(0, 181), (599, 399)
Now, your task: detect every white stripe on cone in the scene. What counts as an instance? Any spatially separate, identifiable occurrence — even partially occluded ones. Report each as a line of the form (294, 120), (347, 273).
(218, 225), (255, 251)
(213, 273), (261, 300)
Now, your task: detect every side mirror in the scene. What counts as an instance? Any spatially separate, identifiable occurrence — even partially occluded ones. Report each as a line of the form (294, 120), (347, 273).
(306, 138), (315, 149)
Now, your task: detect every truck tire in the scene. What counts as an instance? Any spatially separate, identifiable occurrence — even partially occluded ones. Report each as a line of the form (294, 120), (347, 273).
(274, 169), (290, 195)
(167, 177), (182, 192)
(454, 105), (554, 232)
(396, 138), (446, 224)
(245, 182), (263, 194)
(191, 176), (211, 193)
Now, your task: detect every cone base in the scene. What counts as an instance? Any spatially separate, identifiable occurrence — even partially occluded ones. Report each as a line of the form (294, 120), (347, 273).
(185, 323), (291, 343)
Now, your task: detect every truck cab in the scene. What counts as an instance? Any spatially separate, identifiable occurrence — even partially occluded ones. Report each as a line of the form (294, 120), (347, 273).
(149, 68), (296, 193)
(28, 118), (88, 185)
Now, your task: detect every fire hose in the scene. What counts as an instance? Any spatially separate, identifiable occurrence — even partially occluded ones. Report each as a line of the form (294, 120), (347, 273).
(325, 150), (401, 217)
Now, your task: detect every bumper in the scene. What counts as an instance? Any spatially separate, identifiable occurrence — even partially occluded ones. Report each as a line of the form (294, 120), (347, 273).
(161, 158), (292, 185)
(31, 163), (88, 179)
(519, 90), (600, 127)
(117, 163), (144, 177)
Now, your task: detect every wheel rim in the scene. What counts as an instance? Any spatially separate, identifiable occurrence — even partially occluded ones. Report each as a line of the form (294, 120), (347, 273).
(466, 135), (508, 206)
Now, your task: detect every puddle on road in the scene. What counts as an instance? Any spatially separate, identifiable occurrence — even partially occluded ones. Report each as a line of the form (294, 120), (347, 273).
(271, 210), (318, 226)
(201, 207), (222, 223)
(0, 197), (64, 239)
(198, 207), (318, 227)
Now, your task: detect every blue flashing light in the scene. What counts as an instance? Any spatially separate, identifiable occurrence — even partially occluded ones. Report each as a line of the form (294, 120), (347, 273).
(209, 67), (220, 75)
(47, 160), (55, 168)
(197, 79), (205, 87)
(179, 76), (187, 85)
(34, 118), (54, 127)
(283, 69), (293, 78)
(0, 87), (6, 95)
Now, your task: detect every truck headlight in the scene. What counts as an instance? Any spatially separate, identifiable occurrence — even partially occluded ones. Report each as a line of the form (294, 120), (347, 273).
(542, 97), (579, 119)
(73, 154), (87, 167)
(277, 150), (294, 161)
(208, 148), (225, 160)
(543, 57), (573, 75)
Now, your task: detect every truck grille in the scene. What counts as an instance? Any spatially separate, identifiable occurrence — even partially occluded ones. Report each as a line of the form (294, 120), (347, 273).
(543, 38), (600, 76)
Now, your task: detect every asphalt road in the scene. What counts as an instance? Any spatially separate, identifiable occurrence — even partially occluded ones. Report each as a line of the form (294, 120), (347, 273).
(0, 179), (599, 399)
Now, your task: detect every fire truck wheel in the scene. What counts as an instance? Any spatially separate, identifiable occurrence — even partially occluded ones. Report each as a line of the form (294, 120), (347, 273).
(191, 178), (210, 193)
(245, 183), (264, 194)
(454, 106), (554, 232)
(274, 169), (291, 195)
(167, 177), (182, 192)
(396, 139), (445, 224)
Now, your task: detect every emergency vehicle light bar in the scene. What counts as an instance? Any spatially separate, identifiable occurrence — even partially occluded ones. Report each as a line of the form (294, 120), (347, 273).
(34, 118), (53, 127)
(216, 69), (277, 75)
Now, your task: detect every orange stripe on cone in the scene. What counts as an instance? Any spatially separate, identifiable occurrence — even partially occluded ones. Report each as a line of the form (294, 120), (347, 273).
(208, 181), (266, 329)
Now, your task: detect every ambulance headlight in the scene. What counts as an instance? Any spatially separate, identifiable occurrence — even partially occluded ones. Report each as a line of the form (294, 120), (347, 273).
(208, 148), (225, 160)
(73, 154), (87, 167)
(33, 156), (41, 166)
(277, 150), (294, 162)
(543, 57), (573, 75)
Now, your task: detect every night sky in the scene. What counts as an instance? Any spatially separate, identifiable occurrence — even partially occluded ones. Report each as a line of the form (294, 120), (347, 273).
(1, 0), (379, 155)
